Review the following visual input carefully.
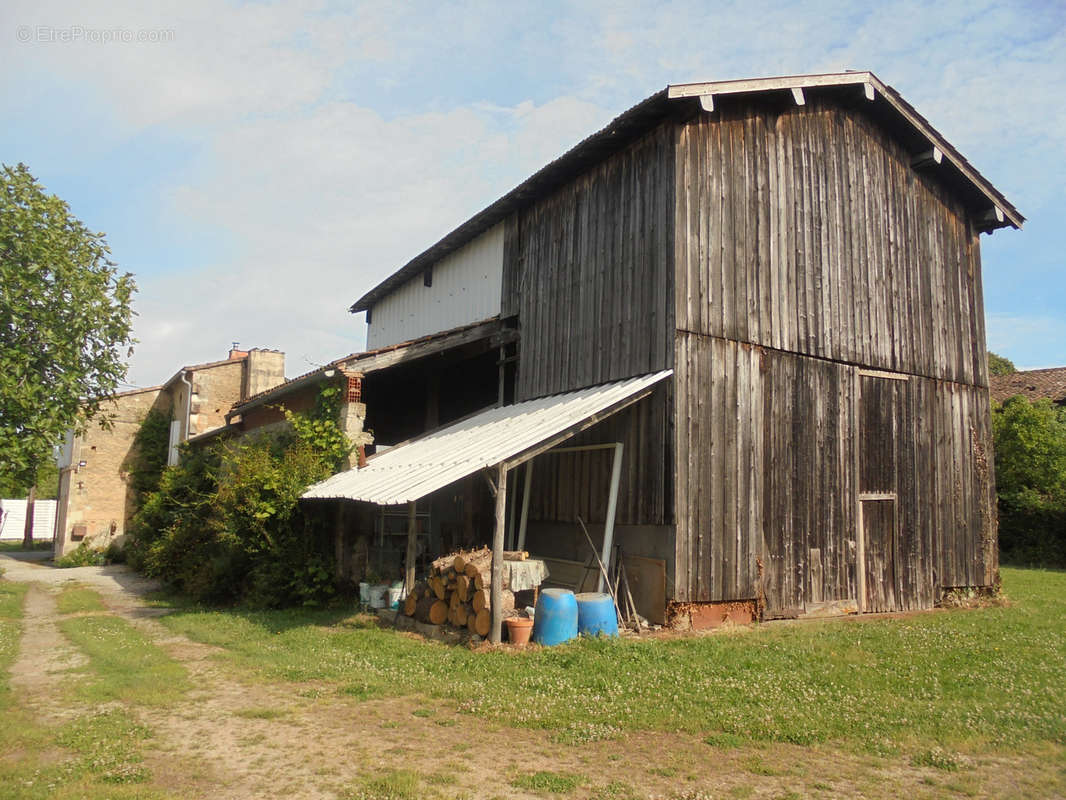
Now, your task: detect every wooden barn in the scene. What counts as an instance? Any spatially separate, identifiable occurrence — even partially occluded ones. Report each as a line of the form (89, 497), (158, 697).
(303, 71), (1022, 640)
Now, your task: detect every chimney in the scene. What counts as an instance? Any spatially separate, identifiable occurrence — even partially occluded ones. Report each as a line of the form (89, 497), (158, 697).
(228, 341), (249, 360)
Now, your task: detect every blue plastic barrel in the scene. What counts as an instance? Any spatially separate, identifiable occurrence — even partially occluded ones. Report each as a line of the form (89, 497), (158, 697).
(575, 592), (619, 637)
(532, 588), (578, 646)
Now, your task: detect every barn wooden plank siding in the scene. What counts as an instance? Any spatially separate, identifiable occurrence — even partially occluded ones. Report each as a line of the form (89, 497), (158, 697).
(502, 124), (676, 401)
(670, 99), (999, 612)
(352, 74), (1020, 619)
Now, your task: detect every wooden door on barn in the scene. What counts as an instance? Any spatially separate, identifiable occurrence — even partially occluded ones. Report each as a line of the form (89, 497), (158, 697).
(857, 371), (908, 613)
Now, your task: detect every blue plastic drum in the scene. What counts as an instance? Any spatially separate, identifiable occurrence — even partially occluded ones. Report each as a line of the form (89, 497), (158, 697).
(575, 592), (619, 637)
(532, 588), (578, 646)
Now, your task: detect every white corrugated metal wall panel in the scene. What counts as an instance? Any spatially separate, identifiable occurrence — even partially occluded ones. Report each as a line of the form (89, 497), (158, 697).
(366, 223), (504, 349)
(0, 499), (57, 540)
(303, 370), (672, 505)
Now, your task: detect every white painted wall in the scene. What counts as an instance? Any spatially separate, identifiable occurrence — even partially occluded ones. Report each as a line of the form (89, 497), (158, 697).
(366, 223), (504, 349)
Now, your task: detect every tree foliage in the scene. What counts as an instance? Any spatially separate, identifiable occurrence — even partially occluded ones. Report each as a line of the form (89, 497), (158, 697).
(992, 396), (1066, 566)
(0, 163), (136, 491)
(988, 351), (1016, 377)
(127, 388), (350, 606)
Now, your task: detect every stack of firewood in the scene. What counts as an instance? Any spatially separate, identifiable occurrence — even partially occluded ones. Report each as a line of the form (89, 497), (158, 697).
(402, 547), (525, 637)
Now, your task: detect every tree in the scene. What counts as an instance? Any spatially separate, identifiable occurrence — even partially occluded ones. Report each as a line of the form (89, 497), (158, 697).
(988, 351), (1016, 376)
(992, 396), (1066, 566)
(0, 163), (136, 545)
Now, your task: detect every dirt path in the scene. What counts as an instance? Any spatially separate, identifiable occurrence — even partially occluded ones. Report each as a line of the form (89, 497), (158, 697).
(8, 584), (89, 724)
(2, 554), (1061, 799)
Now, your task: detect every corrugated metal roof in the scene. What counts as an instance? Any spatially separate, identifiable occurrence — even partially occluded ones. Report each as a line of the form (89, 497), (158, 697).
(302, 370), (672, 505)
(351, 71), (1023, 314)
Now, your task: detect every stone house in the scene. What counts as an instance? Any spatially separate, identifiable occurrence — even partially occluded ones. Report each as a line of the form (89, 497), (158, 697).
(53, 348), (285, 557)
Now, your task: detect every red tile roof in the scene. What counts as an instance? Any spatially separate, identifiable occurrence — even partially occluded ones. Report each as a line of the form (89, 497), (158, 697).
(990, 367), (1066, 405)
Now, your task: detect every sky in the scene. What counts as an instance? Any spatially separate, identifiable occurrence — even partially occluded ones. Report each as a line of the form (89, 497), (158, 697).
(2, 0), (1064, 387)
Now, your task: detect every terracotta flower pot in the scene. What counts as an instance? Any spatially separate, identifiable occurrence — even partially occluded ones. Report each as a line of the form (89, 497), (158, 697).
(505, 616), (534, 646)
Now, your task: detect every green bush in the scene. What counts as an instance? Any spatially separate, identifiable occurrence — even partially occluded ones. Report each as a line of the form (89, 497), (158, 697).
(55, 543), (107, 568)
(992, 396), (1066, 567)
(127, 387), (351, 607)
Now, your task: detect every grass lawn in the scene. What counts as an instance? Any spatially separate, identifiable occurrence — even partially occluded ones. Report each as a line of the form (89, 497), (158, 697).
(0, 541), (53, 552)
(55, 584), (107, 615)
(159, 566), (1066, 755)
(59, 614), (189, 706)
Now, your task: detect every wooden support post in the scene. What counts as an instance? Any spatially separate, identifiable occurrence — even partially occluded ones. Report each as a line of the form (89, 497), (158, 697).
(517, 459), (533, 551)
(405, 501), (417, 597)
(598, 443), (624, 593)
(490, 462), (508, 643)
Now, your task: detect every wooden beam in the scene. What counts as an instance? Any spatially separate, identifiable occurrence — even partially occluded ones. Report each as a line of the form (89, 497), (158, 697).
(791, 87), (806, 106)
(863, 82), (876, 101)
(911, 147), (943, 168)
(490, 463), (508, 643)
(405, 501), (417, 596)
(482, 470), (497, 497)
(668, 71), (875, 99)
(981, 206), (1006, 225)
(699, 94), (715, 112)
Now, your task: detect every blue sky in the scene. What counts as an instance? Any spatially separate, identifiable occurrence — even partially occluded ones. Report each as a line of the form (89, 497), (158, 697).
(3, 0), (1064, 386)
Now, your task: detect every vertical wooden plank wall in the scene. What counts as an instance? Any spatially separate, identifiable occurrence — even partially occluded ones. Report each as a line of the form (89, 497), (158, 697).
(673, 98), (997, 610)
(528, 387), (673, 527)
(502, 125), (676, 401)
(673, 101), (988, 387)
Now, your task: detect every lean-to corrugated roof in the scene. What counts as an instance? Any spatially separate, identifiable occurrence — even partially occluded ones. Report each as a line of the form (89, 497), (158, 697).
(302, 370), (671, 505)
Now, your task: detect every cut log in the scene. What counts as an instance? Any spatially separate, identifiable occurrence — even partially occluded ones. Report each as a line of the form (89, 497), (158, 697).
(403, 593), (418, 616)
(473, 588), (514, 615)
(473, 608), (490, 637)
(453, 554), (466, 573)
(467, 612), (478, 634)
(456, 574), (470, 602)
(449, 590), (461, 612)
(454, 604), (470, 628)
(429, 600), (449, 625)
(430, 576), (446, 600)
(503, 550), (529, 561)
(412, 595), (436, 623)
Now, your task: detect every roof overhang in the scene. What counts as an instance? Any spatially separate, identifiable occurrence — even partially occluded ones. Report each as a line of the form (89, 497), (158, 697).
(229, 318), (511, 420)
(351, 71), (1022, 314)
(668, 72), (1023, 232)
(301, 370), (672, 505)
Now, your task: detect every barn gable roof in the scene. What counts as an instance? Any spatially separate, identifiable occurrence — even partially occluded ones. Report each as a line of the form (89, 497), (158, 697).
(351, 71), (1022, 314)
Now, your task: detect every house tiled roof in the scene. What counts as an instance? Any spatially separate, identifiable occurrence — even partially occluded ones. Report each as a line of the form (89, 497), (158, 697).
(989, 367), (1066, 405)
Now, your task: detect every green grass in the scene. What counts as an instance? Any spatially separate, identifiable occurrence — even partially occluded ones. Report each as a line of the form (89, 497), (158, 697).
(0, 580), (26, 714)
(0, 579), (27, 623)
(59, 614), (189, 705)
(0, 540), (53, 552)
(55, 585), (107, 614)
(346, 769), (462, 800)
(0, 709), (166, 800)
(0, 577), (169, 800)
(510, 770), (583, 793)
(158, 567), (1066, 754)
(233, 706), (289, 720)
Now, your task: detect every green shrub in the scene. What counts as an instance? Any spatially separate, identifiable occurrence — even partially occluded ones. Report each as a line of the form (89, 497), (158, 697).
(55, 543), (106, 568)
(126, 387), (350, 607)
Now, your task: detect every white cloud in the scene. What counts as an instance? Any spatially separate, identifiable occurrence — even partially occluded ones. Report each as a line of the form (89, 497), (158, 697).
(3, 0), (1063, 386)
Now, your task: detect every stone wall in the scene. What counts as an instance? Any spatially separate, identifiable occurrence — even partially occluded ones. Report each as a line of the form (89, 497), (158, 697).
(54, 387), (167, 557)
